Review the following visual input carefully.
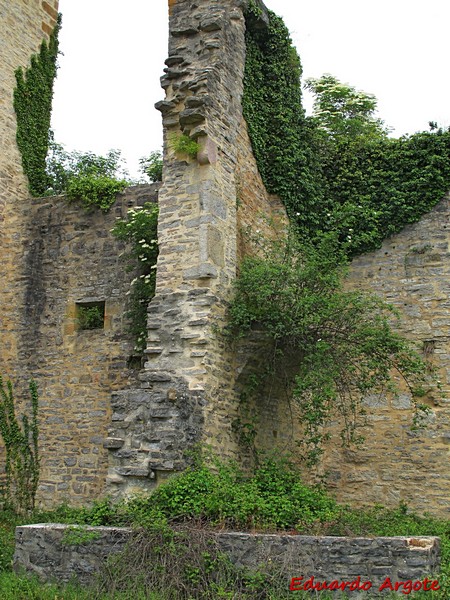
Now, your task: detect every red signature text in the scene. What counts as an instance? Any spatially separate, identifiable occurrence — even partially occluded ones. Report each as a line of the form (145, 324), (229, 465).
(289, 575), (440, 595)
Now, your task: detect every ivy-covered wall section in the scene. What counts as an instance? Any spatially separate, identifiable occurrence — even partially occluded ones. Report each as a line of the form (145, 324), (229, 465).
(242, 4), (324, 230)
(13, 15), (61, 197)
(321, 132), (450, 255)
(243, 4), (450, 256)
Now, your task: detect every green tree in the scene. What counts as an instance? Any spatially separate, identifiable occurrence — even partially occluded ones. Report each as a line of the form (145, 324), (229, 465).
(305, 74), (389, 141)
(139, 150), (163, 182)
(45, 139), (130, 211)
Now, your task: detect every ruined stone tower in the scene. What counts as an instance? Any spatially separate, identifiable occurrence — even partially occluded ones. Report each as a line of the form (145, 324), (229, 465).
(1, 0), (450, 517)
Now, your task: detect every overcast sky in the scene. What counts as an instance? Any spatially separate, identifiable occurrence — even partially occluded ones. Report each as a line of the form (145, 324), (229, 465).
(51, 0), (450, 178)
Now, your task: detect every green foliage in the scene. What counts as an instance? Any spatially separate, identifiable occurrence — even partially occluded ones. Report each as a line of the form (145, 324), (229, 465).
(0, 508), (19, 573)
(170, 134), (200, 159)
(226, 235), (430, 464)
(62, 526), (102, 547)
(45, 143), (130, 211)
(0, 571), (154, 599)
(111, 203), (159, 352)
(305, 74), (388, 141)
(123, 454), (338, 531)
(76, 305), (104, 330)
(242, 7), (325, 228)
(31, 454), (336, 533)
(243, 10), (450, 255)
(0, 377), (40, 513)
(13, 16), (61, 196)
(46, 142), (128, 194)
(317, 129), (450, 256)
(2, 467), (450, 598)
(139, 150), (163, 182)
(66, 175), (128, 212)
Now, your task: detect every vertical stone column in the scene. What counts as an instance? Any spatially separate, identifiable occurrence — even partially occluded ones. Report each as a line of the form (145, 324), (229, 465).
(147, 0), (246, 463)
(106, 0), (272, 496)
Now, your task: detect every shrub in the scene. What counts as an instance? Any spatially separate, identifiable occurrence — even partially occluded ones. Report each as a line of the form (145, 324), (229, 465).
(124, 454), (338, 531)
(76, 305), (104, 330)
(226, 233), (430, 464)
(46, 143), (130, 211)
(111, 203), (159, 353)
(66, 174), (128, 212)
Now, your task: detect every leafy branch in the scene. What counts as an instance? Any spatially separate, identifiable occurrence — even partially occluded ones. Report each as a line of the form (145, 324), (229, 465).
(226, 234), (431, 465)
(111, 203), (159, 353)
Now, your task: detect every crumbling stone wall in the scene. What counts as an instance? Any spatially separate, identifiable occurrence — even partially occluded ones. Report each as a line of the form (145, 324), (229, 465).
(247, 194), (450, 517)
(105, 0), (286, 498)
(0, 0), (286, 507)
(14, 524), (440, 592)
(15, 185), (158, 506)
(3, 0), (450, 517)
(318, 194), (450, 516)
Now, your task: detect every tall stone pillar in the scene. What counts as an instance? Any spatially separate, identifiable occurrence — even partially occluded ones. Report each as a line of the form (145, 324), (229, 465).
(106, 0), (266, 495)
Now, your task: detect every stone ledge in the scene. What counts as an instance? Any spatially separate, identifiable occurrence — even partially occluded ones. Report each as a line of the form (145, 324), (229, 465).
(14, 524), (440, 594)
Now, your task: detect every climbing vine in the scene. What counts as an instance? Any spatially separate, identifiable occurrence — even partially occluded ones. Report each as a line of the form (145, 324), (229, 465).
(319, 130), (450, 255)
(243, 7), (450, 255)
(242, 5), (324, 230)
(238, 6), (447, 467)
(111, 203), (159, 353)
(14, 15), (61, 197)
(0, 376), (40, 513)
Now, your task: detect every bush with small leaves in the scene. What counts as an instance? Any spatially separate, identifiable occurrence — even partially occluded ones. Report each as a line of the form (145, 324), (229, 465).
(111, 203), (159, 352)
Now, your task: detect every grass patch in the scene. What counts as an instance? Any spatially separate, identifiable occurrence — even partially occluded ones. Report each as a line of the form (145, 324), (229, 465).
(2, 456), (450, 598)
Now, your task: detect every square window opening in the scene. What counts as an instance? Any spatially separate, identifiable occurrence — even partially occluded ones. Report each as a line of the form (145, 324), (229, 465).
(76, 301), (105, 331)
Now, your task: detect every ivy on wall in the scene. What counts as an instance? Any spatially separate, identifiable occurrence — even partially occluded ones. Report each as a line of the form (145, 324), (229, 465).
(13, 15), (61, 197)
(242, 4), (324, 231)
(321, 131), (450, 255)
(243, 5), (450, 255)
(239, 5), (444, 463)
(0, 376), (40, 513)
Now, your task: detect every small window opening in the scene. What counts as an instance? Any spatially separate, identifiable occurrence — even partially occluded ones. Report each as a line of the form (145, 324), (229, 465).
(423, 340), (436, 356)
(76, 301), (105, 331)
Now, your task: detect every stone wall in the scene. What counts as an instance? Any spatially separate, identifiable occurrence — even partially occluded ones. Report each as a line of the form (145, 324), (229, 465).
(135, 0), (450, 519)
(0, 0), (287, 507)
(14, 524), (440, 595)
(105, 0), (286, 498)
(320, 194), (450, 516)
(3, 0), (450, 517)
(247, 194), (450, 517)
(0, 0), (59, 382)
(12, 185), (158, 507)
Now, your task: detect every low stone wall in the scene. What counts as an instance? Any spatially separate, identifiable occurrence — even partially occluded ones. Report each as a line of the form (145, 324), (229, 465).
(14, 524), (440, 595)
(14, 524), (131, 586)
